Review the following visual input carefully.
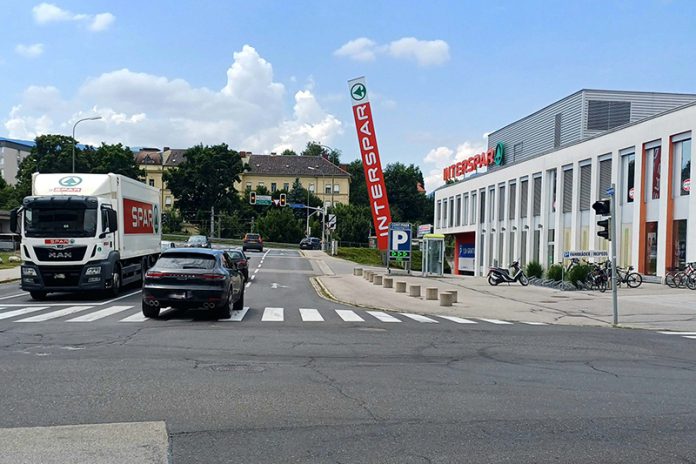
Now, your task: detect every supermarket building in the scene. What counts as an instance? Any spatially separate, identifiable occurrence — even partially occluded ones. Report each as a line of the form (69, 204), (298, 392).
(433, 90), (696, 277)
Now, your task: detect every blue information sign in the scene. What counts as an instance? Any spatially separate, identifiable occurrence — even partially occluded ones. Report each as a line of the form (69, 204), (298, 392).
(388, 223), (412, 262)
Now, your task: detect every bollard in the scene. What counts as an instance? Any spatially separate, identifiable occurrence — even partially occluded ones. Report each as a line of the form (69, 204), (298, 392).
(363, 270), (372, 281)
(373, 274), (383, 285)
(409, 285), (421, 297)
(369, 272), (375, 283)
(439, 292), (454, 307)
(383, 277), (394, 288)
(354, 267), (363, 276)
(425, 287), (438, 300)
(444, 290), (458, 303)
(395, 281), (407, 293)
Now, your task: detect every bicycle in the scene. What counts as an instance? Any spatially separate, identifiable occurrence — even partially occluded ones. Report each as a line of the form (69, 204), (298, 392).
(665, 262), (696, 289)
(612, 264), (643, 288)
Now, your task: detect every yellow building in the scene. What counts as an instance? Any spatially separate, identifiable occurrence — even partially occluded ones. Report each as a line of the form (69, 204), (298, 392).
(136, 149), (351, 208)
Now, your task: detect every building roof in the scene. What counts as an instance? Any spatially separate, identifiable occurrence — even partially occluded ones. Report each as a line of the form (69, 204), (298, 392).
(246, 154), (350, 177)
(134, 149), (162, 165)
(164, 149), (186, 166)
(0, 137), (35, 150)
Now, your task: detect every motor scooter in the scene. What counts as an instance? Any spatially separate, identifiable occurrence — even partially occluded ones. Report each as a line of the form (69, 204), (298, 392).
(487, 260), (529, 286)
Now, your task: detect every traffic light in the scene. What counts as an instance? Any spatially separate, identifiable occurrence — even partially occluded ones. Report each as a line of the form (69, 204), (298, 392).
(592, 199), (611, 240)
(249, 192), (256, 205)
(279, 193), (286, 207)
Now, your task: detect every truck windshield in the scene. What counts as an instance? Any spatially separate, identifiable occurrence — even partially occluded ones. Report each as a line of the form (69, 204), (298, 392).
(24, 206), (98, 238)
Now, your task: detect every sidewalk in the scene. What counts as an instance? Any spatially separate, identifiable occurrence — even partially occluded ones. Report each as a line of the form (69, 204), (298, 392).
(305, 251), (696, 332)
(0, 267), (19, 283)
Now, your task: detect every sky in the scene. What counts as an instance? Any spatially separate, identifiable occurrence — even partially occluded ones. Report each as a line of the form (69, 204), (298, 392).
(1, 0), (695, 191)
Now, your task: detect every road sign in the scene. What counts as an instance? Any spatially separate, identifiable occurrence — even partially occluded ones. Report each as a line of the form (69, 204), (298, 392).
(562, 250), (609, 259)
(289, 203), (305, 209)
(606, 187), (615, 196)
(388, 222), (412, 263)
(255, 195), (272, 206)
(417, 224), (432, 238)
(327, 214), (336, 230)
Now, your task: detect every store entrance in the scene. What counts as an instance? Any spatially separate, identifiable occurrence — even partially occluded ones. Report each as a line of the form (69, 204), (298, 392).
(644, 222), (658, 276)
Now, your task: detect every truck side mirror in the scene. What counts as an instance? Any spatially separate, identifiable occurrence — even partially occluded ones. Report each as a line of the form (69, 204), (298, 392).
(10, 209), (18, 234)
(108, 209), (118, 232)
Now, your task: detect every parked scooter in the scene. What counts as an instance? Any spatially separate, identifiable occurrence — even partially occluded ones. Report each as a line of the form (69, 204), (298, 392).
(487, 260), (529, 286)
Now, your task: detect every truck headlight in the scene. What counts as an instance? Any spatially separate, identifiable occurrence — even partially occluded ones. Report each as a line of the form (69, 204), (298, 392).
(22, 267), (37, 276)
(85, 266), (102, 276)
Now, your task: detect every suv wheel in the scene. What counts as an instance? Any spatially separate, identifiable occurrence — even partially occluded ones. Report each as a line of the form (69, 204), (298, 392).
(142, 301), (160, 318)
(218, 293), (232, 319)
(233, 288), (245, 312)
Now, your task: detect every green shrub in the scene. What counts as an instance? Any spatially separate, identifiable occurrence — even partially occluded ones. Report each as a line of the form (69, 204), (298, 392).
(525, 261), (543, 279)
(546, 264), (563, 281)
(566, 264), (592, 285)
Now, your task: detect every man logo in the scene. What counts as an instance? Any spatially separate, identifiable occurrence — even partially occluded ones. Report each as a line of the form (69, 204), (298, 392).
(59, 176), (82, 187)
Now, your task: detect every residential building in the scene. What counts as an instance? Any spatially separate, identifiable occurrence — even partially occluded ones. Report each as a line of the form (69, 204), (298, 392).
(0, 137), (33, 185)
(434, 90), (696, 278)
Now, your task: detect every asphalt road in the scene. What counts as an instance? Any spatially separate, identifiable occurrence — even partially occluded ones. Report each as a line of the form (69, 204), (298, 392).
(1, 249), (695, 463)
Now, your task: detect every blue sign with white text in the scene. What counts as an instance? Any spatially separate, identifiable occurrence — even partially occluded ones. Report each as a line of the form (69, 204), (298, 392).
(388, 223), (412, 261)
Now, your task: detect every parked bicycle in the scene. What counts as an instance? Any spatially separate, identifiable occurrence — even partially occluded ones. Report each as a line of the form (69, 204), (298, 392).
(614, 264), (642, 288)
(665, 262), (696, 289)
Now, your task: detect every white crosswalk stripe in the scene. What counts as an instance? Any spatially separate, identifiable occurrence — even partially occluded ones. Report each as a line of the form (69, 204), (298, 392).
(120, 312), (149, 322)
(683, 336), (696, 340)
(436, 315), (477, 324)
(219, 307), (249, 322)
(335, 309), (364, 322)
(400, 313), (438, 323)
(262, 307), (284, 321)
(367, 311), (401, 323)
(520, 321), (547, 326)
(17, 306), (94, 322)
(67, 306), (133, 322)
(0, 306), (50, 320)
(658, 331), (696, 335)
(299, 308), (324, 322)
(476, 318), (513, 325)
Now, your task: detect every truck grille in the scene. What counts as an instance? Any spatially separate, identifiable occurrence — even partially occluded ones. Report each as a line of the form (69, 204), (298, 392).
(33, 246), (87, 262)
(40, 266), (83, 287)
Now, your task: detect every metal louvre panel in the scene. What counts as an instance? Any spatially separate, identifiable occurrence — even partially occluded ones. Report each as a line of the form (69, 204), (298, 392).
(599, 159), (612, 199)
(579, 164), (591, 210)
(508, 184), (516, 219)
(554, 113), (562, 148)
(520, 181), (528, 218)
(479, 191), (486, 223)
(498, 186), (505, 221)
(533, 177), (542, 216)
(563, 169), (573, 213)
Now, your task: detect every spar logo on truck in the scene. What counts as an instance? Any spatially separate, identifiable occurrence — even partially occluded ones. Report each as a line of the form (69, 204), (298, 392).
(124, 199), (159, 234)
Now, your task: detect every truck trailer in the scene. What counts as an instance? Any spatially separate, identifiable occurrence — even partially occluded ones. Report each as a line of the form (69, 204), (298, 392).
(11, 173), (162, 299)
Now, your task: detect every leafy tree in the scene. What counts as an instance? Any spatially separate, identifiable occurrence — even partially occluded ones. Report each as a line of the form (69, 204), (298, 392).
(255, 185), (270, 196)
(280, 149), (297, 156)
(333, 203), (372, 244)
(164, 143), (247, 222)
(346, 159), (369, 206)
(256, 208), (304, 243)
(300, 141), (341, 164)
(0, 178), (20, 210)
(87, 143), (143, 181)
(162, 209), (183, 234)
(384, 162), (433, 224)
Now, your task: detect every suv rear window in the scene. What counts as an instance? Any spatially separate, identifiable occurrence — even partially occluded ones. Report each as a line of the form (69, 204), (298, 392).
(245, 234), (259, 240)
(157, 253), (216, 270)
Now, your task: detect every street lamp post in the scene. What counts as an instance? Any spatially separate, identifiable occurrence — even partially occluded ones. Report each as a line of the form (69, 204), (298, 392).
(318, 144), (339, 209)
(72, 116), (102, 173)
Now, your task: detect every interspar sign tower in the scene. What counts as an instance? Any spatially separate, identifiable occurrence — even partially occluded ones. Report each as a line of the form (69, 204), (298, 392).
(348, 76), (392, 250)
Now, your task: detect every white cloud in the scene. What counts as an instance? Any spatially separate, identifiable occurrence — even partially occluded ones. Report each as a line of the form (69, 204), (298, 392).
(89, 12), (115, 32)
(385, 37), (450, 67)
(3, 45), (343, 153)
(422, 140), (487, 192)
(15, 43), (44, 58)
(334, 36), (450, 67)
(32, 2), (114, 31)
(333, 37), (378, 62)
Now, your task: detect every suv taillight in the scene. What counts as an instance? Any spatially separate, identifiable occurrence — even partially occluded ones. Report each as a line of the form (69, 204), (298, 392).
(146, 271), (165, 279)
(201, 273), (225, 281)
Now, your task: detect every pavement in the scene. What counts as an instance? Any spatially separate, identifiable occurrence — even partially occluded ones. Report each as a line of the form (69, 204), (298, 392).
(310, 250), (696, 332)
(0, 267), (19, 282)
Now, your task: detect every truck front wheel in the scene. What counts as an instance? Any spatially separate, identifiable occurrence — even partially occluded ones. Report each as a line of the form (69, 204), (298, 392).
(30, 291), (47, 300)
(109, 265), (121, 297)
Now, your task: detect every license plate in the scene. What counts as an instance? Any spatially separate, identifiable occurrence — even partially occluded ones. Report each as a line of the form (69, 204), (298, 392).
(54, 273), (66, 279)
(170, 292), (188, 299)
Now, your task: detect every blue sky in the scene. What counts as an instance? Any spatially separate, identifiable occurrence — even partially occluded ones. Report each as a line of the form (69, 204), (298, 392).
(1, 0), (695, 190)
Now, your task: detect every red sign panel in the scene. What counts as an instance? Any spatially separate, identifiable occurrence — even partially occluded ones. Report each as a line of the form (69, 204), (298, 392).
(124, 198), (156, 234)
(349, 77), (392, 250)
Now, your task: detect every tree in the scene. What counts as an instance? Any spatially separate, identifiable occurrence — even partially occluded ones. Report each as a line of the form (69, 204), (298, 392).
(255, 208), (304, 243)
(0, 178), (20, 210)
(346, 159), (369, 206)
(333, 203), (372, 245)
(86, 143), (143, 181)
(280, 149), (297, 156)
(383, 163), (433, 224)
(162, 209), (183, 234)
(300, 141), (341, 164)
(164, 143), (247, 222)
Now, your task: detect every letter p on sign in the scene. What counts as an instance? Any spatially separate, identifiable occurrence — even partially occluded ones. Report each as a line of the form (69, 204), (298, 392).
(391, 231), (409, 250)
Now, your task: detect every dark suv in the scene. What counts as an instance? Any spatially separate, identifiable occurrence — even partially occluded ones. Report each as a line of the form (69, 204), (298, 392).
(300, 237), (322, 250)
(185, 235), (211, 248)
(243, 233), (263, 252)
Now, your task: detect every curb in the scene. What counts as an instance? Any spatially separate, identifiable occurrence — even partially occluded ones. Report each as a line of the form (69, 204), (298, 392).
(310, 276), (338, 302)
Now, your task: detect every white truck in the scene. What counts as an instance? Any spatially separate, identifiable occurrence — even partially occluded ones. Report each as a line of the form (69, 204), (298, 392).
(11, 173), (162, 299)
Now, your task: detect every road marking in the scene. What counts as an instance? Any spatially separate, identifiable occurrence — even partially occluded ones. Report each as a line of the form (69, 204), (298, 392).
(299, 308), (324, 322)
(658, 331), (696, 335)
(0, 293), (26, 301)
(120, 312), (148, 322)
(219, 306), (249, 322)
(97, 290), (142, 306)
(335, 309), (364, 322)
(251, 275), (256, 281)
(477, 318), (513, 325)
(245, 282), (252, 288)
(67, 306), (133, 322)
(400, 313), (438, 323)
(436, 315), (477, 324)
(17, 306), (93, 322)
(0, 306), (49, 320)
(254, 269), (259, 274)
(520, 321), (548, 326)
(683, 336), (696, 340)
(367, 311), (401, 322)
(262, 307), (284, 321)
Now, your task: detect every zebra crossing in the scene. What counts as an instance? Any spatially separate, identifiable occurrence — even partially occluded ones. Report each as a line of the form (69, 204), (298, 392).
(0, 303), (550, 326)
(657, 331), (696, 342)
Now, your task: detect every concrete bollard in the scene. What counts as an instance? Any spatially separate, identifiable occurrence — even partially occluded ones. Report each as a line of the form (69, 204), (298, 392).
(425, 287), (438, 300)
(439, 292), (454, 307)
(373, 274), (383, 285)
(354, 267), (363, 276)
(363, 270), (372, 281)
(368, 272), (375, 283)
(444, 290), (458, 303)
(409, 285), (421, 297)
(395, 281), (407, 293)
(383, 277), (394, 288)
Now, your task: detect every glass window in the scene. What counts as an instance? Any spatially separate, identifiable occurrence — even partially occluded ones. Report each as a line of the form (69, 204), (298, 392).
(508, 183), (516, 220)
(533, 176), (542, 216)
(645, 222), (658, 275)
(471, 193), (477, 224)
(442, 199), (448, 228)
(622, 153), (635, 203)
(333, 184), (340, 193)
(165, 196), (172, 206)
(520, 180), (528, 218)
(325, 184), (331, 194)
(562, 169), (573, 213)
(489, 188), (495, 222)
(498, 186), (505, 221)
(246, 182), (252, 190)
(283, 183), (289, 191)
(455, 195), (461, 227)
(645, 146), (661, 201)
(673, 139), (691, 197)
(449, 197), (455, 228)
(673, 220), (687, 269)
(149, 179), (155, 187)
(479, 191), (486, 224)
(309, 183), (315, 193)
(463, 194), (469, 225)
(271, 183), (277, 192)
(547, 169), (557, 213)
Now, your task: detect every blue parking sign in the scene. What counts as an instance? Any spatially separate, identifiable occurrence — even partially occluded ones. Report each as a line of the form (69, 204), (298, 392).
(388, 223), (412, 262)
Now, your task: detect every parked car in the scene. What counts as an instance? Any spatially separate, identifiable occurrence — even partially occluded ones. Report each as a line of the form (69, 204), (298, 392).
(243, 233), (263, 252)
(185, 235), (211, 248)
(141, 249), (245, 319)
(160, 240), (177, 252)
(300, 237), (322, 250)
(225, 249), (249, 281)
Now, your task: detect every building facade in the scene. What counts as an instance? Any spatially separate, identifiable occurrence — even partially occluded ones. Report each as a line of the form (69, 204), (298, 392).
(434, 90), (696, 278)
(0, 137), (33, 185)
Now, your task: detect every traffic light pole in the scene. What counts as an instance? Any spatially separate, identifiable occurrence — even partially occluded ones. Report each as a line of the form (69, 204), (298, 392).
(610, 183), (618, 326)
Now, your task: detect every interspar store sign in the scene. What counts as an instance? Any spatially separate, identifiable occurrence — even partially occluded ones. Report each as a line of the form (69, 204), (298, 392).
(443, 142), (505, 182)
(348, 76), (392, 250)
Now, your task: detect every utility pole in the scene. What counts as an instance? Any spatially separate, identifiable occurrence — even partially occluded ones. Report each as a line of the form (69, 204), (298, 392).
(210, 207), (214, 238)
(610, 183), (618, 326)
(321, 204), (327, 251)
